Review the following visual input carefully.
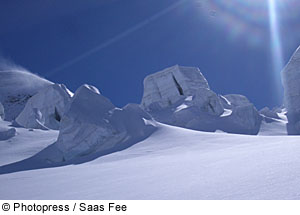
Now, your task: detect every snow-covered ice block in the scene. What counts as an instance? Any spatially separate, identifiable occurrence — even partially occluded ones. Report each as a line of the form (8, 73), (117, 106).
(259, 107), (280, 119)
(0, 124), (16, 141)
(192, 88), (224, 116)
(218, 94), (262, 135)
(141, 66), (261, 135)
(259, 107), (283, 123)
(222, 94), (251, 107)
(55, 85), (156, 161)
(15, 84), (72, 130)
(0, 69), (52, 121)
(0, 102), (4, 120)
(141, 65), (209, 110)
(282, 45), (300, 134)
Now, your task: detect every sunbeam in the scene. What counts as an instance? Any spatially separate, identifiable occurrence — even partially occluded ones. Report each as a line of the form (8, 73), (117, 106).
(268, 0), (284, 101)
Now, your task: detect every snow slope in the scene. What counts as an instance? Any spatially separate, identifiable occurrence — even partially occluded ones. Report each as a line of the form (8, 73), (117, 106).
(0, 120), (58, 166)
(1, 123), (299, 200)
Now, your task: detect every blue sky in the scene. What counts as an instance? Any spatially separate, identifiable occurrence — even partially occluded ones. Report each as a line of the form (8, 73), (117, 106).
(1, 0), (300, 109)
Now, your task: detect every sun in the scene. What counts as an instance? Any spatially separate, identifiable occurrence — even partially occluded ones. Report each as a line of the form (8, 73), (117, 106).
(198, 0), (289, 101)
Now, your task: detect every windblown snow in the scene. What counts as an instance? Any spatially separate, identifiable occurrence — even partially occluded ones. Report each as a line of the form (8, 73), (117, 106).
(0, 68), (52, 121)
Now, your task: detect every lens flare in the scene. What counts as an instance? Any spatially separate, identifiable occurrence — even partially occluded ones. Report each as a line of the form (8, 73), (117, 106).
(268, 0), (284, 101)
(198, 0), (300, 104)
(198, 0), (300, 46)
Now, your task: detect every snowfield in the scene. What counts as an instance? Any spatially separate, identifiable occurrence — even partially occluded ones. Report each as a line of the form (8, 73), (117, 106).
(1, 122), (300, 200)
(0, 121), (58, 166)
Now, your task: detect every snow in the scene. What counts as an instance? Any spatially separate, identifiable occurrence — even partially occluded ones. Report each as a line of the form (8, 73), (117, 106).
(223, 94), (252, 107)
(0, 120), (58, 166)
(175, 104), (189, 112)
(0, 56), (299, 200)
(258, 120), (287, 136)
(0, 69), (52, 121)
(141, 65), (209, 110)
(0, 102), (4, 120)
(220, 109), (232, 117)
(282, 45), (300, 134)
(0, 122), (16, 141)
(140, 66), (261, 135)
(259, 107), (280, 119)
(15, 84), (72, 130)
(53, 85), (156, 161)
(0, 123), (300, 200)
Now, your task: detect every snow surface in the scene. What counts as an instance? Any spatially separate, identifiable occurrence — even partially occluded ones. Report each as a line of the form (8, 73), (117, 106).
(0, 120), (58, 166)
(0, 121), (299, 200)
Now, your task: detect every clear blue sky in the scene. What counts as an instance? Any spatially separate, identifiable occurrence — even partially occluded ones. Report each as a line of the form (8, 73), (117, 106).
(1, 0), (300, 109)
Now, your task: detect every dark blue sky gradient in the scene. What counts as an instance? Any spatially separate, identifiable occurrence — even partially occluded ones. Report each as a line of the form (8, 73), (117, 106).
(1, 0), (300, 109)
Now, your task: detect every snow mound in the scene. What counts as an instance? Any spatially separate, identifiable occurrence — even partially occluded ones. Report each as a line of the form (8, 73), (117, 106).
(0, 124), (16, 141)
(15, 84), (72, 130)
(53, 85), (157, 161)
(0, 69), (52, 121)
(282, 45), (300, 134)
(141, 66), (262, 135)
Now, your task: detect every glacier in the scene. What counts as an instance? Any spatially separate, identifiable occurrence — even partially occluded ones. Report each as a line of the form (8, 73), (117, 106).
(1, 45), (300, 199)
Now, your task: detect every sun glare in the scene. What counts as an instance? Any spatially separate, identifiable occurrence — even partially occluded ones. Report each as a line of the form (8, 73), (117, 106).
(199, 0), (288, 102)
(268, 0), (284, 100)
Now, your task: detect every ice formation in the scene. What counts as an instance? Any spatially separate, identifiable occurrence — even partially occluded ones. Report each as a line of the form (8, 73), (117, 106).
(15, 84), (72, 130)
(218, 94), (261, 134)
(0, 103), (4, 120)
(55, 85), (156, 161)
(282, 45), (300, 134)
(141, 65), (209, 110)
(141, 65), (262, 134)
(0, 70), (52, 121)
(0, 124), (16, 141)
